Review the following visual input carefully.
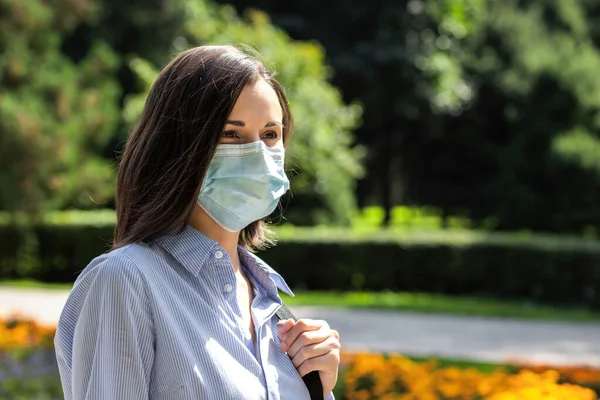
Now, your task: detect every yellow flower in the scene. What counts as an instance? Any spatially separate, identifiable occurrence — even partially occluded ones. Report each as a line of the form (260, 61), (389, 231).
(342, 351), (599, 400)
(0, 315), (56, 350)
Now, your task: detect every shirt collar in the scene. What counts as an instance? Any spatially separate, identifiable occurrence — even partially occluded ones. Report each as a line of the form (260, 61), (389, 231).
(238, 247), (295, 297)
(153, 224), (219, 277)
(153, 223), (294, 297)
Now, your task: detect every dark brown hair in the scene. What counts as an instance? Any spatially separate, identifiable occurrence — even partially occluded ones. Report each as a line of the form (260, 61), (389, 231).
(113, 45), (294, 250)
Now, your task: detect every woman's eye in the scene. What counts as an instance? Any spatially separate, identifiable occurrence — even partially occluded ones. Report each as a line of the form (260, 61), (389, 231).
(222, 130), (239, 139)
(262, 130), (279, 140)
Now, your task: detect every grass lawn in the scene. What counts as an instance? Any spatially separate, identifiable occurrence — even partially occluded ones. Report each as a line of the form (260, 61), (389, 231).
(2, 279), (599, 323)
(408, 355), (507, 373)
(282, 290), (600, 323)
(0, 279), (74, 290)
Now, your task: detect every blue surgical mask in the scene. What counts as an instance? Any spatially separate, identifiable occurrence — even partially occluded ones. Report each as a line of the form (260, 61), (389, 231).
(197, 141), (290, 232)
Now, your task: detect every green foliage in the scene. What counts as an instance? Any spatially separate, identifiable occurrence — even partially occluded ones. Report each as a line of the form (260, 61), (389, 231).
(81, 0), (186, 67)
(213, 0), (487, 224)
(370, 0), (600, 232)
(266, 229), (600, 311)
(418, 0), (486, 114)
(124, 2), (364, 225)
(213, 0), (600, 234)
(454, 0), (600, 230)
(553, 128), (600, 173)
(0, 0), (121, 213)
(489, 1), (600, 183)
(351, 206), (482, 231)
(6, 0), (600, 234)
(0, 0), (363, 225)
(3, 211), (600, 310)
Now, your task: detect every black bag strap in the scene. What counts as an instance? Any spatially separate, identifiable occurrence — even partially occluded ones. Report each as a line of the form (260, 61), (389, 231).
(276, 303), (325, 400)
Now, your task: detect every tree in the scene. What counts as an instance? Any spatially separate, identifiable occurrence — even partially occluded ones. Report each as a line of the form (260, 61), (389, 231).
(0, 0), (121, 213)
(216, 0), (600, 234)
(461, 0), (600, 231)
(401, 0), (600, 232)
(59, 0), (187, 146)
(1, 0), (364, 226)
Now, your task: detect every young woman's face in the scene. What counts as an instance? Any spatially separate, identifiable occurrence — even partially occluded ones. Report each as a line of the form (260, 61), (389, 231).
(220, 78), (284, 148)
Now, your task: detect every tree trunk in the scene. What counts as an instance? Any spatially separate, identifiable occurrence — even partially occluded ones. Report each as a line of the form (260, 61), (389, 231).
(382, 129), (393, 227)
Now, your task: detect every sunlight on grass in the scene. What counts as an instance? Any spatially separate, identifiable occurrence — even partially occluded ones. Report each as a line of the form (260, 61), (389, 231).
(408, 355), (506, 374)
(282, 291), (600, 322)
(0, 280), (73, 290)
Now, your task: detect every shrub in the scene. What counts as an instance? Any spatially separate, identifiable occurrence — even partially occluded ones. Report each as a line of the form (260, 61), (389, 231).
(0, 0), (120, 214)
(267, 227), (600, 310)
(3, 211), (600, 309)
(351, 206), (484, 231)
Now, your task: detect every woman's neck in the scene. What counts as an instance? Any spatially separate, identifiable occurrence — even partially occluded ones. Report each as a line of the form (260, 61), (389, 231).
(187, 204), (242, 272)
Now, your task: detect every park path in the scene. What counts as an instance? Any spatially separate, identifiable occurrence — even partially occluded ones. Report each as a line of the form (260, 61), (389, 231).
(1, 287), (599, 367)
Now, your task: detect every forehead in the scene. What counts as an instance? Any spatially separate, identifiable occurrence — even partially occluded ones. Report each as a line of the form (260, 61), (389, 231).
(228, 78), (283, 120)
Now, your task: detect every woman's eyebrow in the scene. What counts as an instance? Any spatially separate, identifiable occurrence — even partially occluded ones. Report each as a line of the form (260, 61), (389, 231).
(225, 120), (284, 127)
(225, 120), (245, 126)
(265, 121), (283, 127)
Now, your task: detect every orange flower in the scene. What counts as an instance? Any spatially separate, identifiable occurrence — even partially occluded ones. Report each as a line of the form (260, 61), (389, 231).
(342, 352), (599, 400)
(519, 363), (600, 386)
(0, 315), (56, 350)
(2, 320), (598, 400)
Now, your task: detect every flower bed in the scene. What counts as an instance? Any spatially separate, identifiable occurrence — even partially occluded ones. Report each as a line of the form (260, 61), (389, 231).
(0, 316), (62, 400)
(1, 316), (599, 399)
(519, 363), (600, 394)
(340, 353), (600, 400)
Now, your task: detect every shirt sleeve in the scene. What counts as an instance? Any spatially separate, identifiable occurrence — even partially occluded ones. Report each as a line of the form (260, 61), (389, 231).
(67, 256), (155, 399)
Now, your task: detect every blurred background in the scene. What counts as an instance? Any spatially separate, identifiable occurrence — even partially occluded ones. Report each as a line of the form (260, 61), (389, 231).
(3, 0), (600, 398)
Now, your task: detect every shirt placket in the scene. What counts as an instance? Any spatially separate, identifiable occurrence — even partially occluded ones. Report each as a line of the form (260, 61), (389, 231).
(212, 249), (254, 353)
(213, 252), (274, 398)
(244, 268), (282, 400)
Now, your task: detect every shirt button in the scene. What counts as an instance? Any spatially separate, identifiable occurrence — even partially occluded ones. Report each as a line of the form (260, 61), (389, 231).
(224, 283), (233, 293)
(214, 250), (224, 259)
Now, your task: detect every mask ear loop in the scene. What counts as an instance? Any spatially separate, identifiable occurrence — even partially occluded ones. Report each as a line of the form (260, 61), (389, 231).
(266, 160), (293, 226)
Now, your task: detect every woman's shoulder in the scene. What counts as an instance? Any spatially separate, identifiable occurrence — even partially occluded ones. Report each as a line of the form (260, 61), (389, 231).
(56, 244), (156, 332)
(76, 241), (167, 283)
(54, 244), (155, 363)
(74, 244), (142, 285)
(65, 243), (173, 308)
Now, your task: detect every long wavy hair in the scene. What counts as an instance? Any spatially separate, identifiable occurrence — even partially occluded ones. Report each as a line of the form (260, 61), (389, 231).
(112, 45), (294, 250)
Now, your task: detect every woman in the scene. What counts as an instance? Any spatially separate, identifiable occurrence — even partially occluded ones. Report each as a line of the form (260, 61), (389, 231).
(54, 45), (341, 400)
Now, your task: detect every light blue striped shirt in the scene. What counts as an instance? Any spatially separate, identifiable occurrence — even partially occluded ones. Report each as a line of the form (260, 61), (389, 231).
(54, 224), (334, 399)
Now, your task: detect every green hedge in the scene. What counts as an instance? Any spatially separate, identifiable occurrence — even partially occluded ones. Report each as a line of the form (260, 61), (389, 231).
(2, 212), (600, 309)
(271, 227), (600, 309)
